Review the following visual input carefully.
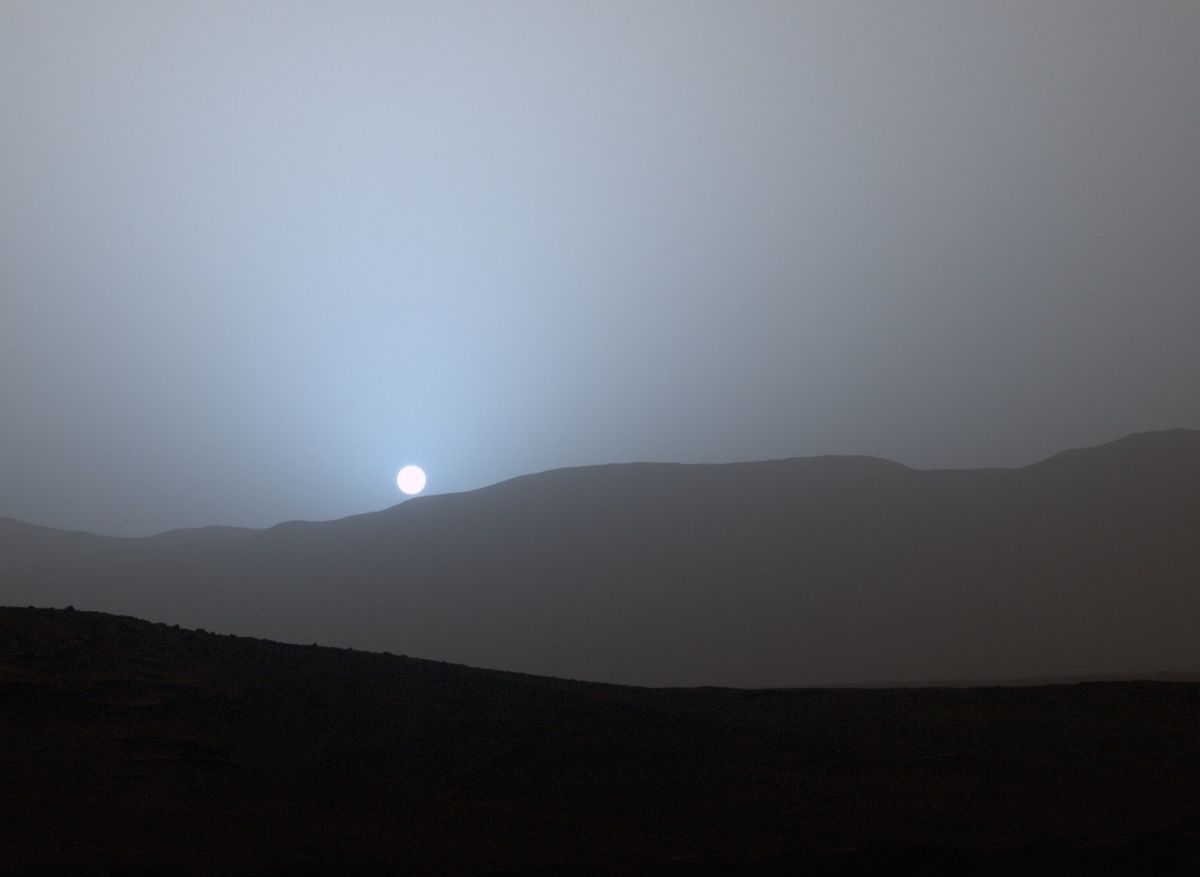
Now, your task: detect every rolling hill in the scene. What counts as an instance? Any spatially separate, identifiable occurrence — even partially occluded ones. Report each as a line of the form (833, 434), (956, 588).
(3, 429), (1199, 687)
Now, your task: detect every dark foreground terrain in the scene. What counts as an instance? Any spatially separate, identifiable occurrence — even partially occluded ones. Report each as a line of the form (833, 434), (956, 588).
(3, 607), (1200, 872)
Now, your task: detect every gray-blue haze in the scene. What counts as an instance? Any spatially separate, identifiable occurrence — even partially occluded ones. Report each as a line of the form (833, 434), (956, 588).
(2, 1), (1198, 536)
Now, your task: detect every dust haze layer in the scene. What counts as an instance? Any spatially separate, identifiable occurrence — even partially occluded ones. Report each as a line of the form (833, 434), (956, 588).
(2, 2), (1200, 535)
(2, 429), (1198, 688)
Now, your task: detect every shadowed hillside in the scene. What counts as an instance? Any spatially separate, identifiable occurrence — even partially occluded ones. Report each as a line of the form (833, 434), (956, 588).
(3, 606), (1200, 871)
(3, 429), (1200, 686)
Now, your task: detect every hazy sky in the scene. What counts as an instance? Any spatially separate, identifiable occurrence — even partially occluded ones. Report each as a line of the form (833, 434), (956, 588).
(2, 1), (1198, 535)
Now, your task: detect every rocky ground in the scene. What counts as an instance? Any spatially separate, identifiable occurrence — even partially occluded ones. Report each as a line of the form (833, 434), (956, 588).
(2, 606), (1199, 872)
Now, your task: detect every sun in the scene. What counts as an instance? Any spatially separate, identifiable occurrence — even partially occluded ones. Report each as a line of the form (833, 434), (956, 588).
(396, 465), (427, 496)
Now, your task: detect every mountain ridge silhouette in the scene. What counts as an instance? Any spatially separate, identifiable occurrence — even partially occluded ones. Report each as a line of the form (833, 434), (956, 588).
(3, 428), (1199, 686)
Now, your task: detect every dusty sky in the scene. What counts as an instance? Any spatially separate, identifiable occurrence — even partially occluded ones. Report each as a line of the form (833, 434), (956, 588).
(2, 1), (1198, 536)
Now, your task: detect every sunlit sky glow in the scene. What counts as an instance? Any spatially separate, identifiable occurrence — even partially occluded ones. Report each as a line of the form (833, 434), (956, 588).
(1, 1), (1198, 535)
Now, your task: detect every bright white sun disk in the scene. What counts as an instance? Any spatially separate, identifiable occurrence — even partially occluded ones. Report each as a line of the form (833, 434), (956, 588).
(396, 465), (427, 496)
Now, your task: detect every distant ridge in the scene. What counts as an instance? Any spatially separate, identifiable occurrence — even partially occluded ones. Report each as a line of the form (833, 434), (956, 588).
(140, 525), (258, 545)
(1029, 427), (1200, 469)
(3, 429), (1200, 687)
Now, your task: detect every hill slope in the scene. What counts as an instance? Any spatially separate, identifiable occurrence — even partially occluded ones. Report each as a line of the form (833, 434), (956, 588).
(3, 429), (1200, 686)
(3, 607), (1200, 870)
